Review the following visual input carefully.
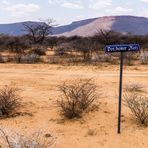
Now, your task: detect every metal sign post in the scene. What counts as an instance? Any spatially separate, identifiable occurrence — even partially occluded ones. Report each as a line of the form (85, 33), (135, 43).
(118, 52), (123, 134)
(105, 44), (140, 134)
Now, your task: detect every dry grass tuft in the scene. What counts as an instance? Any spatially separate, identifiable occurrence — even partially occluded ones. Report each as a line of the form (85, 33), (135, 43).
(0, 128), (56, 148)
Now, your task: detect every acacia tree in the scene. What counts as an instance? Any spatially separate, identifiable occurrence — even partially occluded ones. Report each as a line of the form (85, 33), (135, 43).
(96, 29), (123, 45)
(6, 36), (29, 53)
(23, 19), (55, 44)
(73, 37), (96, 61)
(45, 36), (58, 49)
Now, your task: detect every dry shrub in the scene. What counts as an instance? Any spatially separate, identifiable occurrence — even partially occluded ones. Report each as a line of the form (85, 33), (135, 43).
(57, 79), (97, 119)
(67, 57), (83, 65)
(0, 86), (21, 118)
(32, 48), (46, 56)
(14, 53), (22, 63)
(14, 54), (40, 64)
(22, 54), (40, 64)
(87, 128), (97, 136)
(0, 128), (56, 148)
(124, 93), (148, 126)
(139, 52), (148, 64)
(97, 54), (113, 63)
(0, 54), (5, 63)
(54, 47), (66, 56)
(125, 83), (143, 92)
(124, 52), (135, 66)
(48, 56), (60, 64)
(54, 43), (70, 56)
(6, 56), (14, 63)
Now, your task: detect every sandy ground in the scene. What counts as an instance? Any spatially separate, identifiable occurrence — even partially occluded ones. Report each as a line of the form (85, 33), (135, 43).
(0, 63), (148, 148)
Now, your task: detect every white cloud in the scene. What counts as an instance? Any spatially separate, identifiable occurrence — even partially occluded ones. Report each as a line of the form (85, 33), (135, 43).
(141, 0), (148, 3)
(48, 0), (84, 9)
(75, 15), (85, 20)
(1, 0), (10, 5)
(141, 8), (148, 17)
(61, 2), (84, 9)
(4, 3), (40, 17)
(48, 0), (65, 5)
(48, 0), (54, 4)
(89, 0), (112, 9)
(106, 6), (133, 14)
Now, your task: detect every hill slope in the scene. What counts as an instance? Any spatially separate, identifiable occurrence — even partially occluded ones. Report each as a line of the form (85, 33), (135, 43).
(0, 16), (148, 36)
(55, 16), (148, 37)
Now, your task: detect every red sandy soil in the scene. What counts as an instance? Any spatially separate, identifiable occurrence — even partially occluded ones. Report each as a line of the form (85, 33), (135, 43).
(0, 64), (147, 148)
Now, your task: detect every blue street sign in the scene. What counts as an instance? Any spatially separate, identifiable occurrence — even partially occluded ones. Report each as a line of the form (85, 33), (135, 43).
(105, 44), (140, 53)
(104, 43), (140, 134)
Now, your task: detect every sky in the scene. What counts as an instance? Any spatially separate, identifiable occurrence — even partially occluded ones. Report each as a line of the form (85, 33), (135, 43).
(0, 0), (148, 25)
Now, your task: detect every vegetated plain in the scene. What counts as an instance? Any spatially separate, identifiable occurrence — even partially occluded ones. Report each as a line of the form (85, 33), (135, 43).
(0, 23), (148, 147)
(0, 63), (147, 148)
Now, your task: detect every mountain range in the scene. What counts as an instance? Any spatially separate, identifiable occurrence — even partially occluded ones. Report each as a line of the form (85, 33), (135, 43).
(0, 15), (148, 37)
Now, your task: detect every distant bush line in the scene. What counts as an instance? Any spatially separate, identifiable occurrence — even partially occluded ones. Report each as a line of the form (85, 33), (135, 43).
(0, 29), (148, 65)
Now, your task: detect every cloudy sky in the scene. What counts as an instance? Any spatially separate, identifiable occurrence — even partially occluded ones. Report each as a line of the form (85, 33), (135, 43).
(0, 0), (148, 25)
